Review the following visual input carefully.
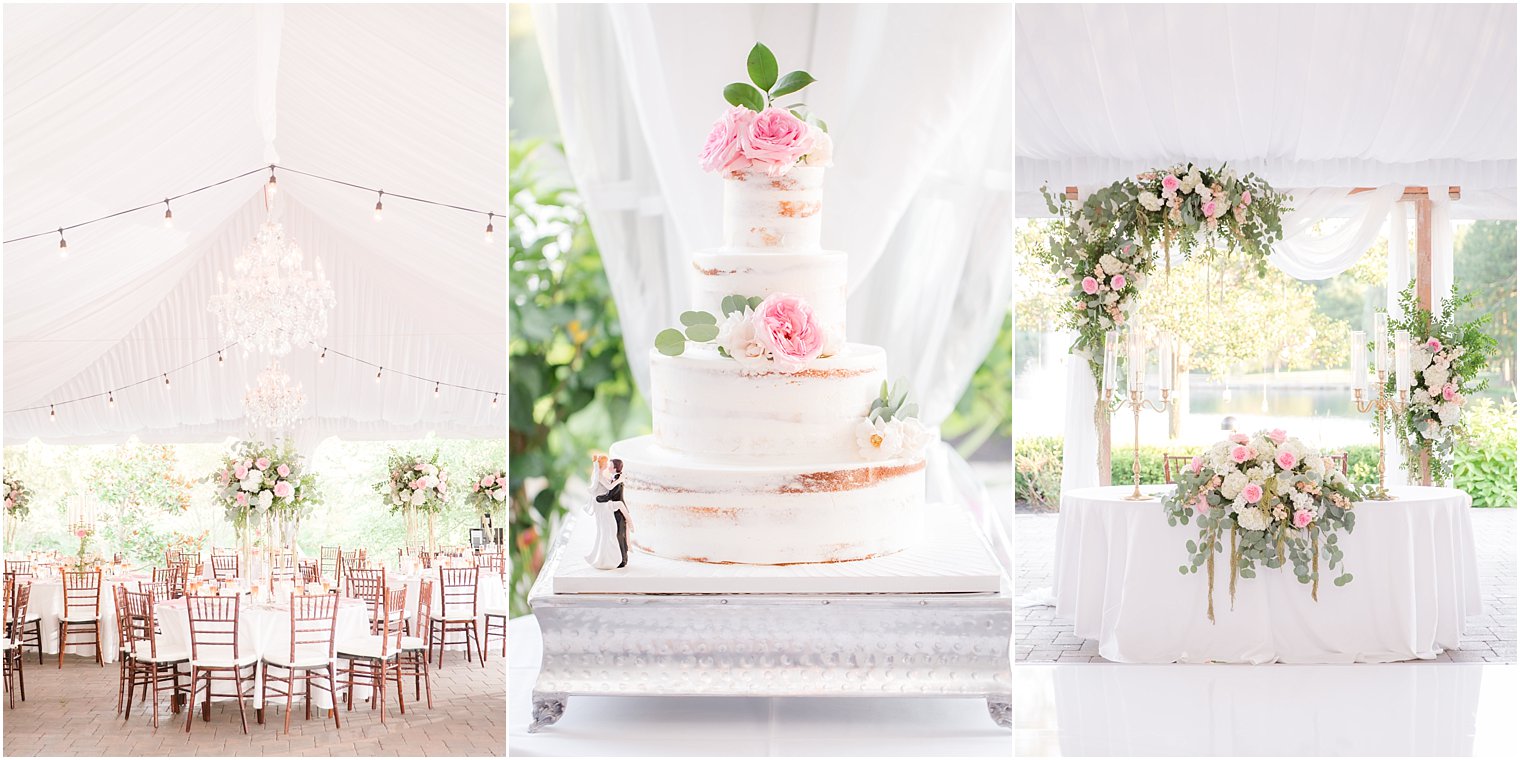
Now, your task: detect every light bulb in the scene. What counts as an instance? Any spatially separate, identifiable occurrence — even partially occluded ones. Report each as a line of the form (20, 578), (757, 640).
(217, 351), (224, 367)
(319, 347), (327, 363)
(163, 200), (174, 229)
(484, 214), (495, 244)
(108, 391), (115, 410)
(434, 382), (440, 398)
(58, 229), (68, 257)
(376, 368), (383, 383)
(163, 373), (171, 391)
(266, 167), (278, 198)
(373, 192), (384, 222)
(491, 394), (499, 409)
(50, 405), (56, 422)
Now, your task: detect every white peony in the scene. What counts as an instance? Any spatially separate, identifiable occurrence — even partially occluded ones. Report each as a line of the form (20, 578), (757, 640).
(1221, 471), (1248, 500)
(855, 417), (904, 460)
(1236, 506), (1269, 531)
(1138, 191), (1164, 212)
(716, 307), (770, 370)
(240, 470), (263, 492)
(257, 489), (274, 510)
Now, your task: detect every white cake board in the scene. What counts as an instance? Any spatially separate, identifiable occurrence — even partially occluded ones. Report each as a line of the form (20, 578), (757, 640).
(550, 502), (1006, 595)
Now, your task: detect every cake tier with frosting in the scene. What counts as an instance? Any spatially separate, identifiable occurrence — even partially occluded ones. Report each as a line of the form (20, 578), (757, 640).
(609, 435), (925, 565)
(721, 166), (825, 251)
(690, 250), (848, 331)
(649, 343), (881, 464)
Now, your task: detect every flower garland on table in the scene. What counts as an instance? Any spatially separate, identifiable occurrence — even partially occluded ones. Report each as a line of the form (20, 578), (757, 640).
(208, 441), (322, 532)
(1036, 164), (1289, 376)
(1380, 282), (1498, 483)
(4, 476), (31, 520)
(1163, 429), (1365, 622)
(656, 292), (844, 373)
(699, 42), (831, 177)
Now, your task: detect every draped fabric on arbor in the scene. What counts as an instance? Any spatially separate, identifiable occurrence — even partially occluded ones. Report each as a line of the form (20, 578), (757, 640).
(3, 4), (507, 444)
(1024, 3), (1515, 492)
(534, 4), (1012, 513)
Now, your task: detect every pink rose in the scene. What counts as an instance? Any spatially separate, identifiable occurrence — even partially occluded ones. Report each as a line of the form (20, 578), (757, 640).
(1292, 509), (1313, 529)
(276, 464), (291, 477)
(1230, 433), (1249, 445)
(273, 481), (294, 499)
(739, 108), (815, 176)
(234, 464), (248, 480)
(698, 106), (754, 174)
(1240, 191), (1252, 206)
(1081, 276), (1100, 295)
(1242, 483), (1264, 503)
(235, 492), (249, 507)
(1442, 384), (1457, 402)
(496, 476), (508, 487)
(1111, 274), (1127, 290)
(481, 475), (494, 487)
(1161, 175), (1180, 194)
(751, 292), (826, 372)
(1193, 493), (1210, 513)
(1202, 200), (1218, 218)
(1268, 428), (1287, 445)
(1189, 456), (1203, 474)
(1426, 338), (1442, 352)
(255, 457), (270, 470)
(1275, 450), (1297, 470)
(75, 528), (88, 539)
(1230, 446), (1251, 464)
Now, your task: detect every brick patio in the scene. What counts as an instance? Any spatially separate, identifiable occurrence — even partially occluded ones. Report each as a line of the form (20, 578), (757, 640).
(1015, 508), (1517, 664)
(1, 650), (505, 756)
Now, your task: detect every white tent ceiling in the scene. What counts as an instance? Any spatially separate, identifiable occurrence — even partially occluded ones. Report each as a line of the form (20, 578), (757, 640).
(1015, 3), (1517, 218)
(3, 4), (506, 444)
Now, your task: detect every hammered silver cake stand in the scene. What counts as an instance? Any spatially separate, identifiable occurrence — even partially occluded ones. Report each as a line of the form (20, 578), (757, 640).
(527, 504), (1012, 732)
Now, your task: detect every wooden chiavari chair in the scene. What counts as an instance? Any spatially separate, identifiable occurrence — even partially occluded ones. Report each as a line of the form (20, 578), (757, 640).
(137, 581), (173, 604)
(481, 555), (507, 662)
(260, 593), (341, 734)
(396, 578), (432, 708)
(269, 551), (297, 584)
(153, 566), (185, 599)
(176, 551), (204, 577)
(320, 546), (341, 582)
(183, 595), (257, 734)
(210, 553), (240, 581)
(122, 590), (188, 728)
(2, 571), (41, 664)
(427, 567), (483, 668)
(338, 587), (407, 723)
(299, 561), (322, 585)
(113, 585), (132, 715)
(344, 568), (386, 633)
(4, 580), (30, 707)
(4, 560), (31, 575)
(58, 569), (103, 668)
(1162, 454), (1196, 484)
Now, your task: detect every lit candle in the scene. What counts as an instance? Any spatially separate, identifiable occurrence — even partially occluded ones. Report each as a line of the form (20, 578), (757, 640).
(1373, 313), (1388, 374)
(1158, 333), (1174, 392)
(1395, 329), (1412, 390)
(1350, 330), (1367, 397)
(1102, 331), (1119, 393)
(1128, 327), (1146, 392)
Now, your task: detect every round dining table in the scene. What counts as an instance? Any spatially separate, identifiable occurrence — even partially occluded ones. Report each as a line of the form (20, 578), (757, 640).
(23, 568), (149, 664)
(1052, 484), (1482, 663)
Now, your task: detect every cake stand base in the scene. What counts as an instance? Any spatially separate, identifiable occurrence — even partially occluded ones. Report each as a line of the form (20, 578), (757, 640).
(527, 507), (1011, 732)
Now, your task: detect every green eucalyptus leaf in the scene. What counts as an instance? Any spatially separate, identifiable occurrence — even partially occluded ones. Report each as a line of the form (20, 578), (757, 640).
(685, 323), (719, 342)
(748, 296), (764, 310)
(655, 329), (687, 356)
(747, 43), (778, 91)
(723, 83), (765, 112)
(770, 70), (816, 98)
(680, 310), (717, 327)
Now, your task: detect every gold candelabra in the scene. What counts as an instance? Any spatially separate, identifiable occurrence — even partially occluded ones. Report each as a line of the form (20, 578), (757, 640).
(1104, 386), (1174, 501)
(1353, 371), (1407, 500)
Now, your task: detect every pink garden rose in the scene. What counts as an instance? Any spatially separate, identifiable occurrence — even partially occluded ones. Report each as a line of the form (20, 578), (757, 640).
(1194, 493), (1210, 513)
(1442, 383), (1457, 402)
(276, 464), (291, 477)
(698, 106), (754, 174)
(1189, 456), (1203, 474)
(235, 492), (249, 507)
(1081, 277), (1100, 295)
(1230, 433), (1249, 445)
(255, 457), (271, 471)
(1426, 338), (1442, 352)
(1275, 450), (1297, 470)
(234, 464), (248, 480)
(751, 293), (826, 372)
(1292, 509), (1313, 529)
(497, 476), (508, 487)
(1111, 274), (1127, 289)
(1230, 446), (1251, 464)
(1268, 428), (1288, 444)
(273, 481), (294, 499)
(739, 108), (816, 177)
(1242, 483), (1264, 503)
(1240, 191), (1252, 206)
(1161, 174), (1180, 195)
(75, 528), (88, 539)
(1202, 200), (1218, 218)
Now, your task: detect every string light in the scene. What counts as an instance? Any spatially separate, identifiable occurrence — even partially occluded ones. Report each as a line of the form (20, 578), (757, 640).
(434, 382), (441, 398)
(483, 213), (494, 244)
(265, 165), (278, 199)
(491, 393), (499, 410)
(319, 347), (327, 363)
(107, 391), (115, 410)
(58, 229), (67, 257)
(373, 191), (384, 222)
(163, 200), (173, 229)
(50, 405), (56, 422)
(163, 373), (171, 391)
(376, 367), (384, 383)
(217, 350), (225, 367)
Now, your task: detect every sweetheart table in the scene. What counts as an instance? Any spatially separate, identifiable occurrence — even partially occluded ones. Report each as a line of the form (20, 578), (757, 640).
(1052, 485), (1482, 663)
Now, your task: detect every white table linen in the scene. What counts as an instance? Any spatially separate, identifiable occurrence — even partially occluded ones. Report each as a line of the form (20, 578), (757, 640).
(154, 596), (370, 709)
(1052, 485), (1482, 663)
(26, 571), (146, 664)
(392, 569), (507, 652)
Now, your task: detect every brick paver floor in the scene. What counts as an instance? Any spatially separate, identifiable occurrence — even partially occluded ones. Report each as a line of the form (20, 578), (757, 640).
(1, 647), (505, 756)
(1015, 507), (1516, 664)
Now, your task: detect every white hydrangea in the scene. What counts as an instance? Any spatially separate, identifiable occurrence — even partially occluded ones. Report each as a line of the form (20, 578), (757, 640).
(1304, 454), (1324, 473)
(1289, 490), (1314, 512)
(1098, 253), (1123, 274)
(1195, 185), (1213, 202)
(1138, 191), (1164, 212)
(1221, 471), (1248, 500)
(1424, 366), (1449, 389)
(1411, 346), (1433, 373)
(1437, 402), (1462, 426)
(1236, 506), (1269, 531)
(1411, 388), (1433, 406)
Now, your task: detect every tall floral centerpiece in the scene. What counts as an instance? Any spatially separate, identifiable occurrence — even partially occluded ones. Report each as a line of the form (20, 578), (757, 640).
(1380, 282), (1497, 485)
(208, 441), (321, 569)
(3, 476), (30, 549)
(376, 451), (452, 552)
(1163, 429), (1365, 621)
(466, 468), (507, 541)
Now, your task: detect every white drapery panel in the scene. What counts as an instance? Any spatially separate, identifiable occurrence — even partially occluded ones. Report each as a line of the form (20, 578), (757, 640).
(1270, 185), (1403, 280)
(535, 2), (1012, 423)
(1014, 3), (1516, 220)
(3, 5), (505, 443)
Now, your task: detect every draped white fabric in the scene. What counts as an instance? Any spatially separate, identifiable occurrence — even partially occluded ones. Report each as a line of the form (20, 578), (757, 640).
(1014, 3), (1517, 220)
(3, 5), (506, 443)
(1270, 185), (1404, 281)
(1059, 352), (1100, 493)
(535, 2), (1012, 427)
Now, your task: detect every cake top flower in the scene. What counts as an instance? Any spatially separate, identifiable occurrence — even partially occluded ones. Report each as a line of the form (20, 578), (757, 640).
(699, 42), (829, 177)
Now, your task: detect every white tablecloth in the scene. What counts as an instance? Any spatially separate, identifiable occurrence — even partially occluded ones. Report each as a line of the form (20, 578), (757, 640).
(154, 596), (371, 708)
(1052, 485), (1483, 663)
(25, 572), (147, 664)
(393, 569), (507, 652)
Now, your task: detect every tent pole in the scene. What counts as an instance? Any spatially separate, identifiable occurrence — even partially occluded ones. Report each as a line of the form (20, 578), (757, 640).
(1414, 195), (1435, 486)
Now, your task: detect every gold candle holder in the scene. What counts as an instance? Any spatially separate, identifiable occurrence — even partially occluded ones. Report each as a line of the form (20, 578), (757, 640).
(1103, 386), (1174, 501)
(1353, 371), (1407, 500)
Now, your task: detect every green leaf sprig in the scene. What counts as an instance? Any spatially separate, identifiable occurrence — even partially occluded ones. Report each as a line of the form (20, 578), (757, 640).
(869, 380), (919, 423)
(654, 293), (764, 357)
(723, 43), (825, 131)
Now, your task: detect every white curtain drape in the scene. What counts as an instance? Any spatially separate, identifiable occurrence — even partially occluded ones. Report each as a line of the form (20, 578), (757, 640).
(1385, 207), (1409, 483)
(536, 4), (1012, 508)
(1270, 185), (1403, 280)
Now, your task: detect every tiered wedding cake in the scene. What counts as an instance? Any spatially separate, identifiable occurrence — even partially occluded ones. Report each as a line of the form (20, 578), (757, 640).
(610, 91), (930, 566)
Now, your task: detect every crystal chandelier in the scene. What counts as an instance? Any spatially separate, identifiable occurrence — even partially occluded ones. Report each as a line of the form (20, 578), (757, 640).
(209, 219), (335, 356)
(244, 360), (306, 431)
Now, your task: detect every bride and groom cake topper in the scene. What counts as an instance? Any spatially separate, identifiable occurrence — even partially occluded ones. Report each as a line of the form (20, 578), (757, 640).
(586, 454), (629, 570)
